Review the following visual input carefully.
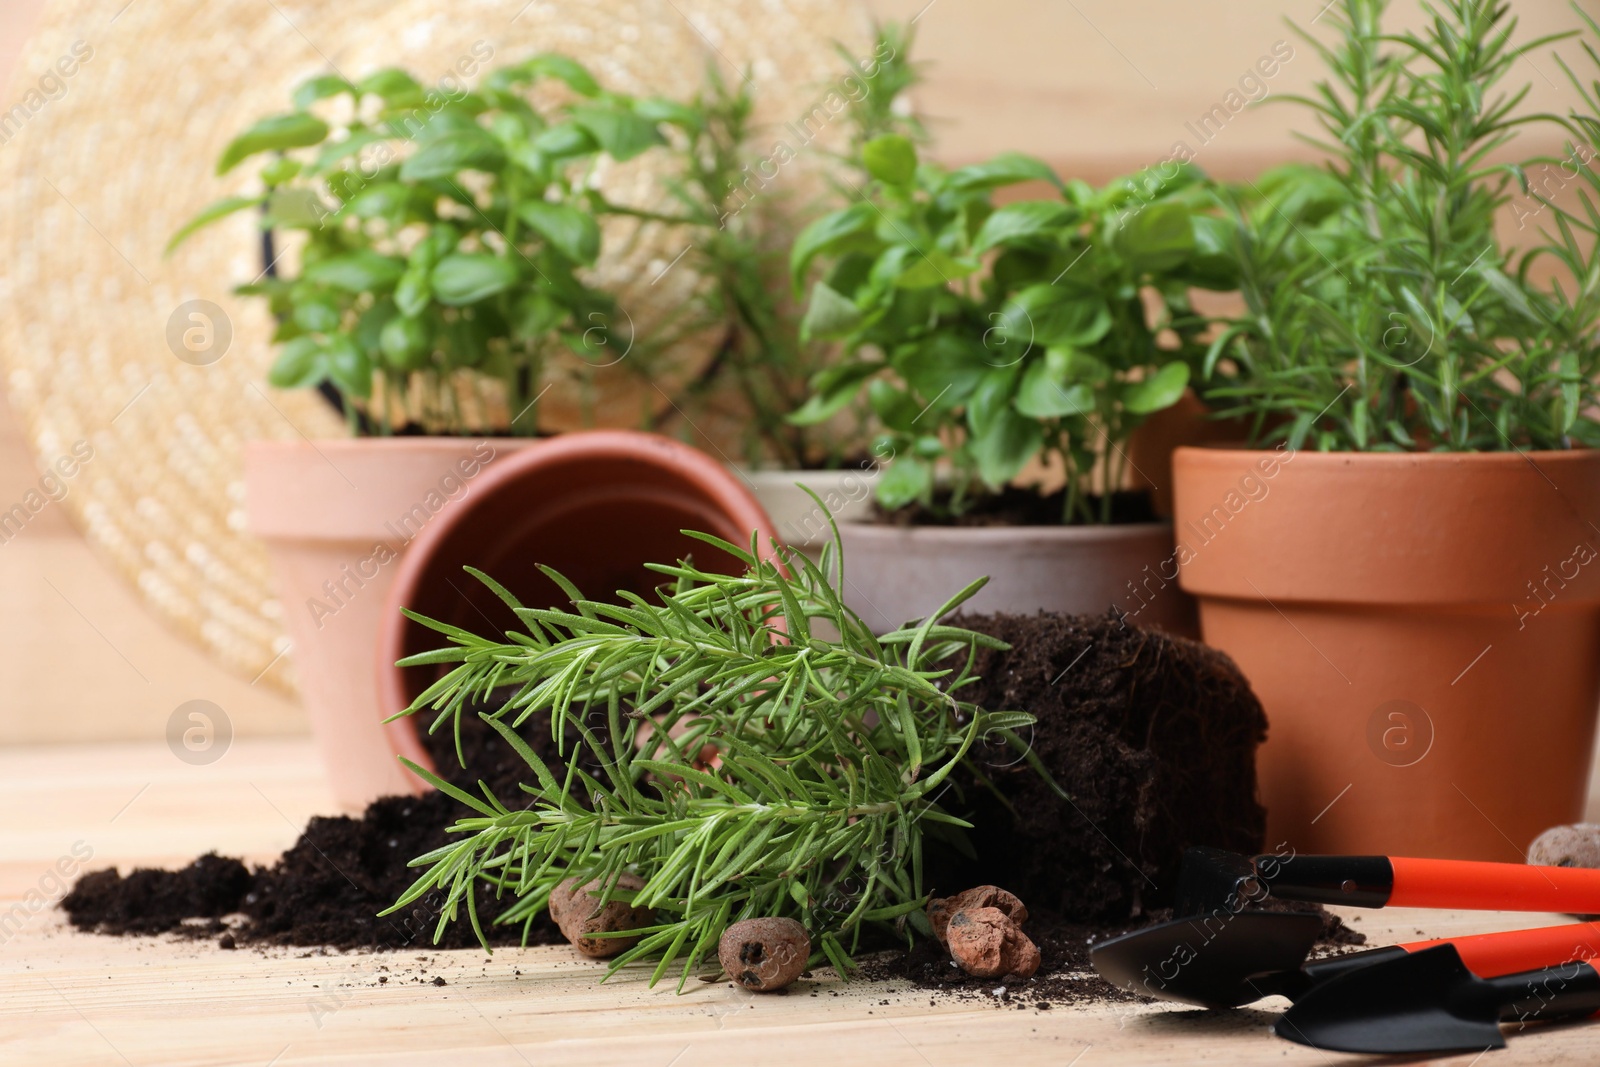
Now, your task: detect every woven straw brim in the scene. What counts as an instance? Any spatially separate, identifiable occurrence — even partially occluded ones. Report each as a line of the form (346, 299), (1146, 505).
(0, 0), (869, 692)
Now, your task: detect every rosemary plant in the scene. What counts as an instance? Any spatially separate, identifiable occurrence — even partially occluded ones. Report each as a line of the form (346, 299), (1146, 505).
(1206, 0), (1600, 451)
(383, 522), (1032, 987)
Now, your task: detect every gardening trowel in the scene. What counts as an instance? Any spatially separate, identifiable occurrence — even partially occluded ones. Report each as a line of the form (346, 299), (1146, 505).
(1092, 911), (1600, 1009)
(1273, 944), (1600, 1055)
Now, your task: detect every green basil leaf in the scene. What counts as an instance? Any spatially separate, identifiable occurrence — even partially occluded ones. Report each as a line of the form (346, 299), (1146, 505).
(303, 251), (406, 293)
(488, 54), (602, 97)
(571, 104), (665, 161)
(799, 282), (863, 341)
(966, 364), (1020, 438)
(324, 334), (373, 398)
(1000, 284), (1112, 347)
(790, 202), (878, 290)
(1121, 361), (1190, 415)
(217, 112), (330, 175)
(292, 301), (343, 334)
(517, 200), (601, 265)
(358, 68), (424, 103)
(531, 122), (598, 158)
(868, 379), (921, 432)
(512, 291), (566, 341)
(394, 267), (432, 317)
(788, 361), (878, 426)
(166, 195), (261, 254)
(876, 457), (933, 511)
(971, 407), (1043, 488)
(430, 253), (520, 306)
(1015, 358), (1095, 418)
(399, 127), (506, 180)
(292, 74), (355, 110)
(862, 134), (918, 186)
(267, 336), (324, 389)
(972, 200), (1077, 252)
(893, 333), (988, 408)
(1115, 201), (1196, 271)
(946, 152), (1061, 192)
(380, 315), (432, 371)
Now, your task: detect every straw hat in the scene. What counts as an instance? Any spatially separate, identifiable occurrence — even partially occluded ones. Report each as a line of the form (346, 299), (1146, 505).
(0, 0), (869, 691)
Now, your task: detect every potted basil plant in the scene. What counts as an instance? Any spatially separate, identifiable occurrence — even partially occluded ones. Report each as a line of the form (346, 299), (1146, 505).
(790, 135), (1235, 633)
(167, 56), (771, 808)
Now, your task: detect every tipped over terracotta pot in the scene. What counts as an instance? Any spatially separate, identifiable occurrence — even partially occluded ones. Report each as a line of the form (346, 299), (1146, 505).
(1173, 445), (1600, 860)
(377, 430), (774, 794)
(247, 438), (535, 809)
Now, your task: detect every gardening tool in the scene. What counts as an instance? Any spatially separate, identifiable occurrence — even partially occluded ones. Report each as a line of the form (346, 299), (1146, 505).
(1273, 944), (1600, 1055)
(1092, 846), (1600, 1008)
(1177, 846), (1600, 915)
(1092, 912), (1600, 1008)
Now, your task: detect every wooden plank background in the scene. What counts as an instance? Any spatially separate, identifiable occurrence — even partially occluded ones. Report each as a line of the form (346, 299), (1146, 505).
(1, 0), (1597, 744)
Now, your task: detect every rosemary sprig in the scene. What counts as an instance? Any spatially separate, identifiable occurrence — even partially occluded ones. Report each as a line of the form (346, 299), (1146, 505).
(381, 514), (1030, 988)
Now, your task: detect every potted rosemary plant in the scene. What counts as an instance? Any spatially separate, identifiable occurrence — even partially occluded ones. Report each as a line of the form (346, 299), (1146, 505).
(170, 56), (773, 808)
(790, 137), (1233, 633)
(1175, 0), (1600, 858)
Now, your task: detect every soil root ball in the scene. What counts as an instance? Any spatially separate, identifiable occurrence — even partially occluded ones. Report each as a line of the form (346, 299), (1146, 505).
(718, 917), (810, 991)
(945, 907), (1041, 979)
(549, 873), (654, 958)
(937, 611), (1268, 922)
(927, 886), (1027, 945)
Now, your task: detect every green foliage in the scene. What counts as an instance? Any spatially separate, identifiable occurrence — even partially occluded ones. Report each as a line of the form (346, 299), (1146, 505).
(169, 54), (696, 436)
(383, 520), (1032, 987)
(657, 23), (925, 469)
(790, 139), (1227, 522)
(1206, 0), (1600, 452)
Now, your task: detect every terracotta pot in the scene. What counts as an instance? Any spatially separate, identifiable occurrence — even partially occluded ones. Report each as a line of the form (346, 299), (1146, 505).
(379, 430), (775, 787)
(1173, 446), (1600, 859)
(836, 521), (1198, 636)
(736, 466), (880, 550)
(246, 438), (532, 810)
(1126, 389), (1258, 518)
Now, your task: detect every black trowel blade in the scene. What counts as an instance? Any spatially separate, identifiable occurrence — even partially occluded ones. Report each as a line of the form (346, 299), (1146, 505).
(1273, 945), (1507, 1055)
(1091, 910), (1325, 1008)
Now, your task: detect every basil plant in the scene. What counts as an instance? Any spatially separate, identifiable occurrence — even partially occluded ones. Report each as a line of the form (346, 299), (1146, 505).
(790, 136), (1236, 523)
(170, 54), (702, 436)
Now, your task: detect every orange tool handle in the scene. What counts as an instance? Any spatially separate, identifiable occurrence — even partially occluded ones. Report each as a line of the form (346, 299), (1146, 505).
(1390, 857), (1600, 911)
(1401, 921), (1600, 977)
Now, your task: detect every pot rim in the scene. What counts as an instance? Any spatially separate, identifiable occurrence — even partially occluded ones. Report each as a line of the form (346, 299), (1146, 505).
(375, 428), (775, 774)
(1176, 443), (1599, 465)
(837, 519), (1174, 542)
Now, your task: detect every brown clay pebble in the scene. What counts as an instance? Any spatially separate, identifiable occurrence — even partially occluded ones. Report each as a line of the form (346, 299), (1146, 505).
(718, 917), (810, 992)
(927, 886), (1028, 945)
(1528, 824), (1600, 868)
(945, 907), (1041, 979)
(548, 873), (654, 958)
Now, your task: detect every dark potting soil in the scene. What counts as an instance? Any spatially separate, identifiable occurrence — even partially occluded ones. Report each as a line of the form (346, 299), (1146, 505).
(861, 902), (1364, 1009)
(932, 610), (1269, 924)
(62, 705), (575, 950)
(875, 487), (1158, 528)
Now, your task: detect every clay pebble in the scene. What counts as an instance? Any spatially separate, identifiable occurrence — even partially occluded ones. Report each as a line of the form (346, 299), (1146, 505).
(945, 906), (1041, 979)
(927, 885), (1028, 945)
(1528, 824), (1600, 869)
(548, 873), (654, 958)
(718, 917), (810, 991)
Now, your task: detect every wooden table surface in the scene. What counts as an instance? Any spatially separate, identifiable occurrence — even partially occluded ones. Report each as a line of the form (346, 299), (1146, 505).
(6, 739), (1600, 1066)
